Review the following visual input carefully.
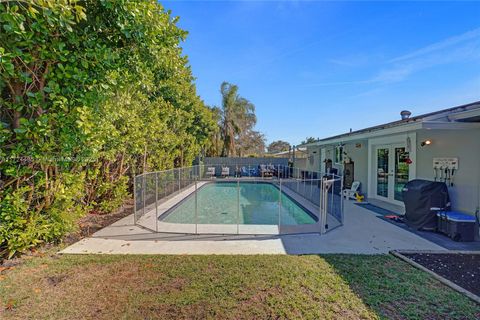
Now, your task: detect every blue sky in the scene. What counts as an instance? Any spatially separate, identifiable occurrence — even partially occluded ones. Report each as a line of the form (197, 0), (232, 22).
(163, 1), (480, 145)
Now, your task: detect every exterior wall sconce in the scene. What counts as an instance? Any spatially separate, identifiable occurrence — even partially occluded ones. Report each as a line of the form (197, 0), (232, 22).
(421, 139), (432, 147)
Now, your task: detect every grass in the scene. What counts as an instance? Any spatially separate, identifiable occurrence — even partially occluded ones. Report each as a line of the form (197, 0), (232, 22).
(0, 254), (478, 319)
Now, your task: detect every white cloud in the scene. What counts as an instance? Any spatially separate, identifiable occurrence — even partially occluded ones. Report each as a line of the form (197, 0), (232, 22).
(348, 27), (480, 86)
(389, 27), (480, 63)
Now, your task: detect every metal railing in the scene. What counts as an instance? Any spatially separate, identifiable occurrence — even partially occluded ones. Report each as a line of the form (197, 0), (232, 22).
(134, 165), (343, 235)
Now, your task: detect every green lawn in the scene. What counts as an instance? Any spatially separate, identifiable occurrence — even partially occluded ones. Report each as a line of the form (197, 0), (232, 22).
(0, 254), (478, 319)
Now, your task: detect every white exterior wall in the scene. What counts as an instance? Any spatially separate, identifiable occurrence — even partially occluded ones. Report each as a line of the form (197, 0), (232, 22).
(416, 129), (480, 214)
(305, 143), (368, 195)
(342, 142), (369, 196)
(303, 127), (480, 215)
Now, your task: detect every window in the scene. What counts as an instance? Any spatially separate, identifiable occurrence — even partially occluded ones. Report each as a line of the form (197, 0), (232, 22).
(335, 145), (344, 164)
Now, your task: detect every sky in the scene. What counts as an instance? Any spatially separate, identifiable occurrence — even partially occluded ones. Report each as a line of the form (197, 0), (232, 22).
(163, 1), (480, 145)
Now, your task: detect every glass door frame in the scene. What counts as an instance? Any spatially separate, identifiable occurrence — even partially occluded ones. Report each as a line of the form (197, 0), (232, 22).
(374, 144), (393, 203)
(374, 143), (408, 206)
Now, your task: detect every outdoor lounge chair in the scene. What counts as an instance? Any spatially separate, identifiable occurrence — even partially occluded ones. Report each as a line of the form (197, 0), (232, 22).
(267, 164), (275, 177)
(259, 164), (272, 177)
(342, 181), (361, 200)
(221, 166), (230, 177)
(206, 167), (216, 178)
(244, 166), (258, 177)
(241, 166), (248, 177)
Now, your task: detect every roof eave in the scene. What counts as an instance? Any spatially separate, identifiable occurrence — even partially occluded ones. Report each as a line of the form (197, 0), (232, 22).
(306, 121), (423, 147)
(301, 101), (480, 148)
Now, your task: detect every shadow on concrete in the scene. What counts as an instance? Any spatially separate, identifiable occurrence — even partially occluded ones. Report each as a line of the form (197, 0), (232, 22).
(377, 216), (480, 251)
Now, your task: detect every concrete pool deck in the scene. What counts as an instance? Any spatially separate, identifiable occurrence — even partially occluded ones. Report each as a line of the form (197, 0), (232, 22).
(60, 200), (446, 255)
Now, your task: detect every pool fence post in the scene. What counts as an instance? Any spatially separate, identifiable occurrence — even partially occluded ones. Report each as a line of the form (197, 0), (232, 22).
(296, 168), (299, 192)
(195, 180), (198, 234)
(133, 175), (137, 224)
(178, 168), (181, 193)
(309, 175), (313, 202)
(278, 179), (282, 232)
(142, 174), (146, 221)
(330, 177), (334, 227)
(340, 176), (344, 225)
(320, 178), (324, 234)
(155, 172), (158, 232)
(237, 179), (240, 235)
(164, 172), (168, 199)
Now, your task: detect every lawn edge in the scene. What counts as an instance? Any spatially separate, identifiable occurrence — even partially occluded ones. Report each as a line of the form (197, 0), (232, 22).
(389, 250), (480, 305)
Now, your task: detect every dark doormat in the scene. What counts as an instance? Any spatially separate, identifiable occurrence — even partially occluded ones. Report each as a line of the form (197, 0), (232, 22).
(379, 215), (480, 251)
(354, 202), (399, 216)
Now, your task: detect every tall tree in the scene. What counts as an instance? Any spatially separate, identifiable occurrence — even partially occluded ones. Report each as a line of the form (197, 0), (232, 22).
(0, 0), (216, 258)
(219, 82), (256, 157)
(267, 140), (291, 153)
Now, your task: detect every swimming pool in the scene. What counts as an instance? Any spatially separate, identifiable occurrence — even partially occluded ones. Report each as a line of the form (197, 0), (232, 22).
(160, 182), (316, 225)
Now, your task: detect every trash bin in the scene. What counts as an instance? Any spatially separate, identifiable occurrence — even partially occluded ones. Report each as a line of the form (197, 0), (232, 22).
(402, 179), (450, 230)
(437, 211), (476, 242)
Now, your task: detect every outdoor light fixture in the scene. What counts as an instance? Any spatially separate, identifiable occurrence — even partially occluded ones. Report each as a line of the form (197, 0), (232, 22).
(421, 140), (432, 147)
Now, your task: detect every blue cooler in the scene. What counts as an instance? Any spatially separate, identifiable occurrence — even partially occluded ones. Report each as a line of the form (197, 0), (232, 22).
(436, 211), (476, 242)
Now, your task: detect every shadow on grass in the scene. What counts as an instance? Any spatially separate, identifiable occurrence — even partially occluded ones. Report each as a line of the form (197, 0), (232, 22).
(321, 254), (480, 320)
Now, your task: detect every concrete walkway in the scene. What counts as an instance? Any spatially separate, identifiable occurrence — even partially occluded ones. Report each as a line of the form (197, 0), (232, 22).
(60, 200), (445, 255)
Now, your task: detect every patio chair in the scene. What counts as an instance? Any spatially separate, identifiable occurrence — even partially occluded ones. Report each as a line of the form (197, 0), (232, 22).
(250, 167), (259, 177)
(241, 166), (248, 177)
(259, 164), (267, 177)
(206, 167), (216, 178)
(267, 165), (275, 177)
(221, 166), (230, 177)
(342, 181), (361, 200)
(259, 164), (272, 178)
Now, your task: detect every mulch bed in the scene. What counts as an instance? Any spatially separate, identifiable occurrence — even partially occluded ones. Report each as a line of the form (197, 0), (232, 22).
(402, 252), (480, 296)
(63, 199), (134, 245)
(1, 199), (133, 267)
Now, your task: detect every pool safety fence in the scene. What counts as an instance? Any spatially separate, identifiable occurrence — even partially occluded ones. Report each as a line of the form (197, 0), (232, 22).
(134, 165), (343, 235)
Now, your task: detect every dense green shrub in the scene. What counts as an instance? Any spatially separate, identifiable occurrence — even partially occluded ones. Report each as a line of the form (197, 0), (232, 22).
(0, 0), (215, 258)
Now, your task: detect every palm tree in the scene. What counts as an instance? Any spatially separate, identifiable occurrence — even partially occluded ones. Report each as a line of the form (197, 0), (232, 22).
(219, 82), (256, 157)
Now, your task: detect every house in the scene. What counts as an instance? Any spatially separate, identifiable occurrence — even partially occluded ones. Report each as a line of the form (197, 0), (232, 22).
(296, 101), (480, 215)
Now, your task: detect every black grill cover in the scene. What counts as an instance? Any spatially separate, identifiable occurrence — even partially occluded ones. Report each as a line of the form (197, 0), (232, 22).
(402, 179), (450, 230)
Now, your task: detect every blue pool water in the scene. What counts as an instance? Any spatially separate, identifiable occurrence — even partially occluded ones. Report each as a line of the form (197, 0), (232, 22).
(161, 182), (316, 225)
